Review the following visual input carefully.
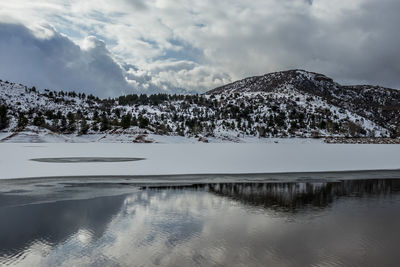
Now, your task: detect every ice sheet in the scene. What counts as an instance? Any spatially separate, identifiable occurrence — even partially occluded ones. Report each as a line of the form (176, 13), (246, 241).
(1, 143), (399, 179)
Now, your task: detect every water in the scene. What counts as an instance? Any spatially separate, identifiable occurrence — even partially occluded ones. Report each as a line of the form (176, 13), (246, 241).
(30, 157), (145, 163)
(1, 178), (400, 266)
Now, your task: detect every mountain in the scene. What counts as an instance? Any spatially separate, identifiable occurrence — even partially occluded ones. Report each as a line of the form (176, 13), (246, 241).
(209, 69), (400, 132)
(0, 70), (399, 143)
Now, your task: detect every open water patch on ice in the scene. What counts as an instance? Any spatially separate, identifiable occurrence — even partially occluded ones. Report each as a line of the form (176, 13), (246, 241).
(30, 157), (145, 163)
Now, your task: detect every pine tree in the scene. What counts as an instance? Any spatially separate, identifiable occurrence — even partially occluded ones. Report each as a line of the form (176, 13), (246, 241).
(114, 108), (121, 118)
(131, 115), (138, 127)
(138, 115), (149, 129)
(120, 114), (132, 129)
(17, 112), (28, 128)
(33, 114), (45, 127)
(100, 113), (109, 131)
(92, 122), (99, 131)
(92, 110), (99, 121)
(79, 118), (89, 135)
(66, 112), (76, 132)
(60, 116), (67, 132)
(0, 105), (9, 130)
(51, 118), (59, 131)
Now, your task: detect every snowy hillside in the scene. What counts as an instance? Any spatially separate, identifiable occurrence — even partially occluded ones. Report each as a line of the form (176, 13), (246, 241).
(0, 70), (399, 143)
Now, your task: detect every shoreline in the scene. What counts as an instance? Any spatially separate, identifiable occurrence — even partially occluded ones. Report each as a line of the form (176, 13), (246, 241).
(2, 130), (400, 144)
(2, 169), (400, 183)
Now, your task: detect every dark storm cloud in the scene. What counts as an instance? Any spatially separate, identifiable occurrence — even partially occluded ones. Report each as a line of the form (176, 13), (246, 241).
(194, 0), (400, 89)
(325, 0), (400, 88)
(0, 23), (129, 97)
(125, 0), (148, 10)
(272, 0), (400, 89)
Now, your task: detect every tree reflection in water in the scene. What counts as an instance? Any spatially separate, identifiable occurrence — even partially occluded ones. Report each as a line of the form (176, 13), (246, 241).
(145, 179), (400, 212)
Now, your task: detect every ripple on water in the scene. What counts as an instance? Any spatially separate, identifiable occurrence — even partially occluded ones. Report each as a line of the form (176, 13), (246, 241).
(1, 179), (400, 266)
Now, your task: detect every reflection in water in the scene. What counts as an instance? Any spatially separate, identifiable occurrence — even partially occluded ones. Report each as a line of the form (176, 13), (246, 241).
(1, 179), (400, 266)
(0, 195), (127, 262)
(146, 179), (400, 211)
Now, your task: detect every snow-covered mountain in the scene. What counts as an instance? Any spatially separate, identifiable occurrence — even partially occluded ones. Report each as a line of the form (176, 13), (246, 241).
(210, 69), (400, 133)
(0, 70), (399, 143)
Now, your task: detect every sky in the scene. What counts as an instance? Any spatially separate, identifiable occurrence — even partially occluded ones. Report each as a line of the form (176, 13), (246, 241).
(0, 0), (399, 97)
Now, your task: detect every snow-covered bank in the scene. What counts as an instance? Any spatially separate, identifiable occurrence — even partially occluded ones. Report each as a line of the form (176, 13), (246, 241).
(0, 126), (327, 143)
(0, 143), (399, 180)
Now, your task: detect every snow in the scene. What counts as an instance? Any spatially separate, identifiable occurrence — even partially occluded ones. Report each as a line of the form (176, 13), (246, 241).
(0, 143), (399, 180)
(0, 81), (95, 114)
(0, 125), (328, 144)
(0, 132), (10, 140)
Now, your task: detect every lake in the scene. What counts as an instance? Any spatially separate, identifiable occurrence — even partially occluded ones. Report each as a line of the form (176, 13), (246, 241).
(1, 175), (400, 266)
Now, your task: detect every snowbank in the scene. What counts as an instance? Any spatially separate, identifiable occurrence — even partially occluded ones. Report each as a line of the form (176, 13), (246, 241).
(1, 126), (326, 144)
(0, 143), (399, 180)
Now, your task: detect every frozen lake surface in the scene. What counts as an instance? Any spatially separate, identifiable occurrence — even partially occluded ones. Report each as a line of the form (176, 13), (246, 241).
(1, 176), (400, 266)
(1, 143), (400, 179)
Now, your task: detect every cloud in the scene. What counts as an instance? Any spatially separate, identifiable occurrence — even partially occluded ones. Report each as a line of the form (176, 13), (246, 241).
(0, 23), (130, 97)
(0, 0), (399, 96)
(0, 22), (220, 96)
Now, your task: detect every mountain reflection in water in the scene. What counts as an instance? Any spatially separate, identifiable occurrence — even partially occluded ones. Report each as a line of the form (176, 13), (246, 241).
(145, 179), (400, 211)
(1, 178), (400, 267)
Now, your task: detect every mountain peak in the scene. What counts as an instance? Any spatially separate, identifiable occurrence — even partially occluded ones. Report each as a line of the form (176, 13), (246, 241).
(207, 69), (337, 95)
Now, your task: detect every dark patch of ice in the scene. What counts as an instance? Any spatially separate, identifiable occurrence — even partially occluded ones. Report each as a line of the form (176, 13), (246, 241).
(30, 157), (145, 163)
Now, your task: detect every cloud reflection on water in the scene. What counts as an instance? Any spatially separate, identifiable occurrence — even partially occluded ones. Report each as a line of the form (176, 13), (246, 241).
(1, 179), (400, 266)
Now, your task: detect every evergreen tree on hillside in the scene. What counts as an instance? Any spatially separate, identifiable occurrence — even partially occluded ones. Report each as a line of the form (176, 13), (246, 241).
(131, 115), (138, 127)
(51, 117), (59, 130)
(17, 112), (28, 128)
(91, 121), (99, 132)
(100, 113), (110, 131)
(120, 114), (132, 129)
(114, 108), (121, 118)
(0, 105), (9, 130)
(66, 112), (76, 132)
(79, 117), (89, 135)
(60, 116), (67, 132)
(138, 115), (149, 129)
(92, 110), (99, 121)
(33, 114), (45, 127)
